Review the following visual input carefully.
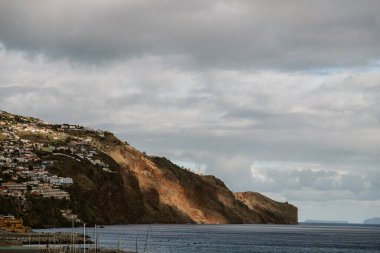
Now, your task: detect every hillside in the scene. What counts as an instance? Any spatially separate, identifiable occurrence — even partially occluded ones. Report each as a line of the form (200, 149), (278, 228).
(0, 110), (297, 227)
(234, 192), (298, 224)
(363, 217), (380, 225)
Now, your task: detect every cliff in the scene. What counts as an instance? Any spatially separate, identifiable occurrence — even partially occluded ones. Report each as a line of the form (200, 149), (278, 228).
(234, 192), (298, 224)
(0, 110), (297, 227)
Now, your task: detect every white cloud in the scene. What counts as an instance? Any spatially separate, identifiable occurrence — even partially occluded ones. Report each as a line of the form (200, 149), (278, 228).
(250, 167), (273, 184)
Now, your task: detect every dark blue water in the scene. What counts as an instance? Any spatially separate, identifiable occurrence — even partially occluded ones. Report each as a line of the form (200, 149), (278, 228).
(35, 224), (380, 253)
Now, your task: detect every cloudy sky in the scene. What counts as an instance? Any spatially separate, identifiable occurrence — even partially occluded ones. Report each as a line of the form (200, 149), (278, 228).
(1, 0), (380, 223)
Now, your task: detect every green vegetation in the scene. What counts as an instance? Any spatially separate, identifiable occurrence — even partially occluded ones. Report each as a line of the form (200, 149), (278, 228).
(23, 197), (70, 228)
(47, 155), (144, 225)
(17, 131), (67, 145)
(0, 196), (22, 217)
(0, 195), (70, 228)
(150, 156), (198, 186)
(0, 133), (6, 141)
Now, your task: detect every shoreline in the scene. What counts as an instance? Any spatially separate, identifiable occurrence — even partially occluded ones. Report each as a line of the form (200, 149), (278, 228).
(0, 231), (90, 246)
(0, 247), (50, 253)
(0, 246), (135, 253)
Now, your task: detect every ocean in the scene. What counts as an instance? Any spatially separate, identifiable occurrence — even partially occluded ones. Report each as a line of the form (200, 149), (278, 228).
(34, 223), (380, 253)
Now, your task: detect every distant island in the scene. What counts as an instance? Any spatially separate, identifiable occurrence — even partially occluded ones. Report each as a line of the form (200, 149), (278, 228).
(363, 217), (380, 224)
(0, 110), (298, 228)
(304, 220), (348, 224)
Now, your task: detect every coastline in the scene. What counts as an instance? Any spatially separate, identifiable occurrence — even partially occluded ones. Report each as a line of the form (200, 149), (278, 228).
(0, 230), (89, 246)
(0, 247), (50, 253)
(0, 248), (134, 253)
(0, 230), (134, 253)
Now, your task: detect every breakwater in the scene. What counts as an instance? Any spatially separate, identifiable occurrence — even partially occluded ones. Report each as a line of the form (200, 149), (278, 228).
(0, 230), (91, 246)
(0, 248), (134, 253)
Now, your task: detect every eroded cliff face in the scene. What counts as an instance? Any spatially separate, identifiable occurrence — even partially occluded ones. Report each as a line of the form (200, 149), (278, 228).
(100, 142), (255, 224)
(96, 134), (298, 224)
(234, 192), (298, 224)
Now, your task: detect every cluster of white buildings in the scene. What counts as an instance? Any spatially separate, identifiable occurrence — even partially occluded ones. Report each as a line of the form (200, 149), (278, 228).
(60, 209), (82, 223)
(1, 112), (113, 224)
(0, 111), (113, 223)
(0, 120), (73, 200)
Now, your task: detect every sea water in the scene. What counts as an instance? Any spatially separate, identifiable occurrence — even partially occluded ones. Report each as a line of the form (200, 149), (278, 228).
(35, 223), (380, 253)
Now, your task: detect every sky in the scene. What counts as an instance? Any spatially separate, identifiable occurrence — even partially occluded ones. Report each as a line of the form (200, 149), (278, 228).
(0, 0), (380, 223)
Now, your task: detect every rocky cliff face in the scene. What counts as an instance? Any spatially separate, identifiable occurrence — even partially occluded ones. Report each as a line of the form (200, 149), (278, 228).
(99, 140), (262, 224)
(0, 111), (298, 226)
(234, 192), (298, 224)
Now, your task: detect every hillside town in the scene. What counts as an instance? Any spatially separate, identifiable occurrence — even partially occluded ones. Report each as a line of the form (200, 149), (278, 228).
(0, 111), (109, 223)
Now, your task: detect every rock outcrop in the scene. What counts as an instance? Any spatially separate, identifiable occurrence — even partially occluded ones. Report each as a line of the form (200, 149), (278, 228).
(234, 192), (298, 224)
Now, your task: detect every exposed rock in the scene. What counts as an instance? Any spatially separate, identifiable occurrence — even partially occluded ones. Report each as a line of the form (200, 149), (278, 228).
(234, 192), (298, 224)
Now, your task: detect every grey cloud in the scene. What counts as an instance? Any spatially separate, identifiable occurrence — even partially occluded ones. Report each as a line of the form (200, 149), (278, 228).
(340, 174), (367, 193)
(224, 109), (321, 130)
(0, 0), (380, 70)
(366, 170), (380, 190)
(0, 85), (58, 97)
